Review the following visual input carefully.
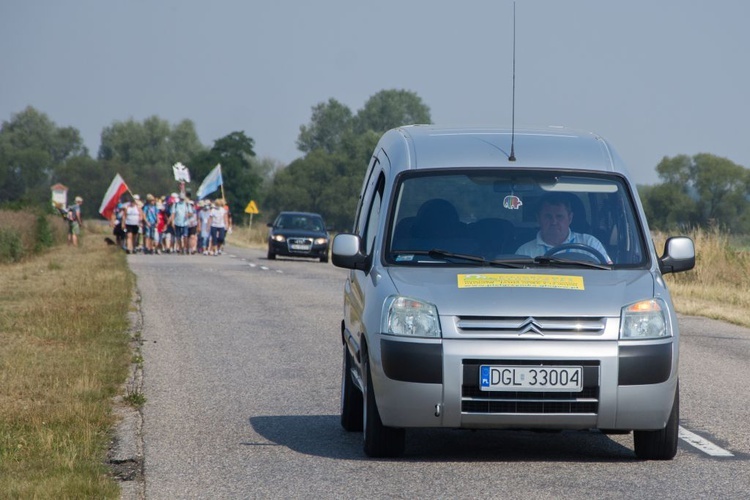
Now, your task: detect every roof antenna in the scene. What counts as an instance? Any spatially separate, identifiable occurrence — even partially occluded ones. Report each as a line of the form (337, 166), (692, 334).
(508, 1), (517, 162)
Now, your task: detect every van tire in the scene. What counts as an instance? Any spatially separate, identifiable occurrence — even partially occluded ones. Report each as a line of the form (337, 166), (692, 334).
(340, 345), (363, 431)
(633, 383), (679, 460)
(363, 351), (405, 458)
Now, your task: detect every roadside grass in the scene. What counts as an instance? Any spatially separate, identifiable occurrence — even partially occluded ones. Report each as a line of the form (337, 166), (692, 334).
(655, 227), (750, 328)
(226, 221), (268, 249)
(0, 221), (133, 498)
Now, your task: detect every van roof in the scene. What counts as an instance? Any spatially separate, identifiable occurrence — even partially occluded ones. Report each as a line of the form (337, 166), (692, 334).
(380, 125), (629, 174)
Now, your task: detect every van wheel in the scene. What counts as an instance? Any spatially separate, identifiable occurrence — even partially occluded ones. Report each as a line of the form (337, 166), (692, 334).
(633, 383), (679, 460)
(340, 344), (363, 431)
(362, 351), (405, 457)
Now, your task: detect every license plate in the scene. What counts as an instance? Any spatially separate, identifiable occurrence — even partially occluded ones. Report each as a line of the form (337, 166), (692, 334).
(479, 365), (583, 392)
(290, 244), (311, 250)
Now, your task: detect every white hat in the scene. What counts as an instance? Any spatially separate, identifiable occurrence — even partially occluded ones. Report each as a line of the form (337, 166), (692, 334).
(133, 194), (140, 200)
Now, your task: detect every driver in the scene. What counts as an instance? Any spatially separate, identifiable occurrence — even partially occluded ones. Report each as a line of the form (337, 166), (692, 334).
(515, 193), (612, 263)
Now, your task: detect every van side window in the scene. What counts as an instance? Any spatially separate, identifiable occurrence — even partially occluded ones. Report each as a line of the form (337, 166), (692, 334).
(363, 173), (386, 255)
(352, 155), (380, 233)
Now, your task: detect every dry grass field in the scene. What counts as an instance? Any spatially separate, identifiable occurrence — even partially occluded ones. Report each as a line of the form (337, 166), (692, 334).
(655, 228), (750, 328)
(0, 217), (133, 498)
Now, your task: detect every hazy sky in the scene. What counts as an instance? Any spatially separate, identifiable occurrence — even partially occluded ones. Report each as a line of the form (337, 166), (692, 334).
(2, 0), (748, 185)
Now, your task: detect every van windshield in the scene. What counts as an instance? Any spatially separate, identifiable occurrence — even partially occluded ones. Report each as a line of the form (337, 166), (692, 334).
(386, 169), (649, 268)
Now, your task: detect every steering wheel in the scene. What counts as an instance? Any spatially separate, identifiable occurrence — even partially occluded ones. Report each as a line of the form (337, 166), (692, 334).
(544, 243), (608, 264)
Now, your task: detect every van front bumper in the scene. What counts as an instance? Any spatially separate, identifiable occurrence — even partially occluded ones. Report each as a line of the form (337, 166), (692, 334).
(373, 337), (676, 431)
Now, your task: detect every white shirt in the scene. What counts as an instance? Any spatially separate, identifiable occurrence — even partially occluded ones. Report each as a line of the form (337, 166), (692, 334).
(210, 207), (226, 228)
(124, 204), (141, 226)
(516, 230), (611, 263)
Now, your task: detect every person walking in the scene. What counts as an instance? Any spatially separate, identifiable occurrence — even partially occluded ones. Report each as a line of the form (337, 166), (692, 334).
(121, 195), (144, 254)
(66, 196), (84, 247)
(208, 199), (229, 256)
(143, 194), (159, 254)
(197, 200), (212, 255)
(156, 197), (168, 254)
(185, 192), (198, 254)
(169, 193), (189, 254)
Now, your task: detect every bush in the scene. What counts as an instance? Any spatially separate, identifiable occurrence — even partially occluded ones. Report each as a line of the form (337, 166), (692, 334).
(34, 214), (55, 252)
(0, 208), (67, 263)
(0, 228), (24, 263)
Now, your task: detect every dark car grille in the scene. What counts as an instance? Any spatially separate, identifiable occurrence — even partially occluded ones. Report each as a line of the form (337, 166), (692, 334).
(461, 359), (600, 414)
(286, 237), (313, 252)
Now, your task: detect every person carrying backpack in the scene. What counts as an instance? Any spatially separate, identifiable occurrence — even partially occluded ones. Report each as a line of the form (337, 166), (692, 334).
(66, 196), (83, 247)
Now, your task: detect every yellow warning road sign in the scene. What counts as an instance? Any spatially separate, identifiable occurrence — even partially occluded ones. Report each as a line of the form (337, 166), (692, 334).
(244, 200), (259, 214)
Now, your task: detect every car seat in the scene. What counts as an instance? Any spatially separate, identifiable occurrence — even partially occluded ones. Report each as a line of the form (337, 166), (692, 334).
(469, 218), (515, 258)
(412, 199), (465, 239)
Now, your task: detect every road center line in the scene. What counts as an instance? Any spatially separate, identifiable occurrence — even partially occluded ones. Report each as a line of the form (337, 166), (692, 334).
(679, 426), (734, 457)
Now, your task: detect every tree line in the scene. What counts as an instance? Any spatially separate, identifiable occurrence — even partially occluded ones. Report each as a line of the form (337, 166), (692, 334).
(1, 89), (748, 233)
(0, 89), (430, 231)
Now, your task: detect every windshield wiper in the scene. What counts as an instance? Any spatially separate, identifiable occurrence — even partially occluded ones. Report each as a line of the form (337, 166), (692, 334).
(426, 249), (528, 268)
(533, 255), (612, 270)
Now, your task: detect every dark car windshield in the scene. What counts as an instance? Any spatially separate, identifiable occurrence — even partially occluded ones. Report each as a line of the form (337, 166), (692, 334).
(275, 214), (325, 232)
(386, 169), (648, 268)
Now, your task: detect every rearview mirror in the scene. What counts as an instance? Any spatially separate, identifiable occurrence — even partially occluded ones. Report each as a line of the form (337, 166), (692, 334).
(659, 237), (695, 274)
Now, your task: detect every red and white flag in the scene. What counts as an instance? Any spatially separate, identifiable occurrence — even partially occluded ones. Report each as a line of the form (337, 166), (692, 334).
(98, 173), (129, 220)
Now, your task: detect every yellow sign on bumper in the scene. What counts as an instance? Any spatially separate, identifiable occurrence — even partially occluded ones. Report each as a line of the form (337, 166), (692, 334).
(457, 273), (584, 290)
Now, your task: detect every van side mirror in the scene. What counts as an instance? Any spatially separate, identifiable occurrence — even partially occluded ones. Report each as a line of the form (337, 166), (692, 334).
(659, 236), (695, 274)
(331, 233), (368, 270)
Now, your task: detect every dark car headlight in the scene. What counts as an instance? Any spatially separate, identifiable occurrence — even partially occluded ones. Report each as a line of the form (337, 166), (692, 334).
(272, 234), (286, 243)
(314, 237), (328, 246)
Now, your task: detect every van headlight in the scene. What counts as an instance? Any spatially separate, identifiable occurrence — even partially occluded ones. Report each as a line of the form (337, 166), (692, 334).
(620, 299), (669, 339)
(384, 296), (441, 338)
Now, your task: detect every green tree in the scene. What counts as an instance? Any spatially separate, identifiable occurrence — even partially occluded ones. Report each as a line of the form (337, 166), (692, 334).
(269, 89), (430, 230)
(691, 153), (750, 228)
(354, 89), (432, 134)
(639, 183), (698, 231)
(189, 131), (261, 220)
(0, 106), (86, 204)
(296, 98), (353, 154)
(643, 153), (750, 232)
(98, 116), (205, 196)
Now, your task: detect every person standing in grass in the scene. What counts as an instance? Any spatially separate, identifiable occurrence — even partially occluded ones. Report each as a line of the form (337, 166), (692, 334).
(67, 196), (83, 247)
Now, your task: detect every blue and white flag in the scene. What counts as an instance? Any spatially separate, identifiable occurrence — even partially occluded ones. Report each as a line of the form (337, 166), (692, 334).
(196, 164), (223, 199)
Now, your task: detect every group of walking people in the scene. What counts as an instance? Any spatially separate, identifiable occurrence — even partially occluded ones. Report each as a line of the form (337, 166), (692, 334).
(111, 191), (232, 256)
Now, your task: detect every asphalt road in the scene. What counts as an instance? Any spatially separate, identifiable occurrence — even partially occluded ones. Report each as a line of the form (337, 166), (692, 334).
(128, 245), (750, 499)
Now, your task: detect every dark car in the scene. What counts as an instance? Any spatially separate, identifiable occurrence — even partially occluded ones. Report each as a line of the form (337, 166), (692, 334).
(267, 211), (330, 262)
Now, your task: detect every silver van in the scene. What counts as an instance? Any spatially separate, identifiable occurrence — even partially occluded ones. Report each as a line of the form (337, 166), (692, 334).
(332, 125), (695, 459)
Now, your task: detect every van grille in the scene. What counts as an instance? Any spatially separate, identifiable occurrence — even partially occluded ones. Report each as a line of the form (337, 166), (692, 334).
(456, 316), (606, 336)
(461, 360), (600, 414)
